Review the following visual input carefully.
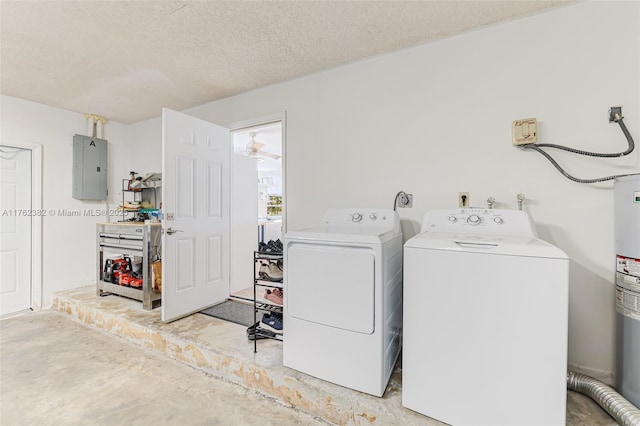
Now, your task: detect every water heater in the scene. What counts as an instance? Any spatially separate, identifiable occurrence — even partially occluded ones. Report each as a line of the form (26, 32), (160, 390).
(615, 174), (640, 407)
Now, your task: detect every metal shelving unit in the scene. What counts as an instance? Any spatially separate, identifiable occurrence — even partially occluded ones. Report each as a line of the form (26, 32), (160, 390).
(96, 222), (162, 310)
(120, 178), (158, 222)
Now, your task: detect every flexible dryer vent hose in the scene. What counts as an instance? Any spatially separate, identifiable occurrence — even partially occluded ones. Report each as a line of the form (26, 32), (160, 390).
(567, 371), (640, 426)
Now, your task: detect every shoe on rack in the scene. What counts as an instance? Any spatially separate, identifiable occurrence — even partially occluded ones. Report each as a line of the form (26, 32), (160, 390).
(258, 261), (273, 281)
(266, 239), (282, 254)
(269, 261), (283, 281)
(246, 322), (272, 340)
(264, 288), (283, 306)
(259, 261), (283, 282)
(260, 313), (283, 334)
(258, 262), (266, 277)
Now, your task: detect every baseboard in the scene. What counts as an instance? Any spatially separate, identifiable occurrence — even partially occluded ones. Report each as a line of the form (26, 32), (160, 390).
(568, 363), (615, 386)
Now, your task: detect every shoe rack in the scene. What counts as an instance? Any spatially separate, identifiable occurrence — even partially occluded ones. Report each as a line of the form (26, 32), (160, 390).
(249, 251), (283, 353)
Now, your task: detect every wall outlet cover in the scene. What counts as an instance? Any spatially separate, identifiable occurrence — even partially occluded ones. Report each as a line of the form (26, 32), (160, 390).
(398, 193), (413, 208)
(458, 192), (470, 207)
(512, 118), (537, 145)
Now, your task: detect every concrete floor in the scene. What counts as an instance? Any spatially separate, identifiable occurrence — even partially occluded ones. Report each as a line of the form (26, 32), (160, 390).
(0, 311), (325, 426)
(1, 289), (619, 425)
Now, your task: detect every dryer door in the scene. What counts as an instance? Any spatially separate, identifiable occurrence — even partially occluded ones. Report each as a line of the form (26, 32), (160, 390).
(288, 243), (374, 334)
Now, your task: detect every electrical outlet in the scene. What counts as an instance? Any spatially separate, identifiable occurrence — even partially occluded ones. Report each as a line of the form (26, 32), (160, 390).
(512, 118), (537, 145)
(609, 106), (623, 122)
(458, 192), (470, 208)
(398, 193), (413, 208)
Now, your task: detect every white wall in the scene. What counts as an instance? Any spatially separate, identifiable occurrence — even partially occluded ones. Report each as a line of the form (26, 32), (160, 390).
(124, 116), (162, 175)
(149, 1), (635, 380)
(0, 95), (131, 308)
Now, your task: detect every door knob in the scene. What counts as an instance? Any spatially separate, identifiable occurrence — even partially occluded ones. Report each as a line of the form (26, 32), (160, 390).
(166, 227), (183, 235)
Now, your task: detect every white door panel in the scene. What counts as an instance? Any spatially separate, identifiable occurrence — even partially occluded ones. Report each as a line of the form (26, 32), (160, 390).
(175, 237), (195, 291)
(207, 162), (223, 217)
(207, 235), (222, 282)
(162, 109), (230, 322)
(175, 157), (195, 218)
(0, 147), (31, 315)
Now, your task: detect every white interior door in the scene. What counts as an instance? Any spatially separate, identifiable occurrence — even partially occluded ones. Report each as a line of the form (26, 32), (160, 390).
(161, 109), (230, 322)
(0, 147), (32, 315)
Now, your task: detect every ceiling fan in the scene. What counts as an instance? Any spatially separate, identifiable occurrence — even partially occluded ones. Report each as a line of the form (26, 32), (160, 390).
(245, 132), (281, 160)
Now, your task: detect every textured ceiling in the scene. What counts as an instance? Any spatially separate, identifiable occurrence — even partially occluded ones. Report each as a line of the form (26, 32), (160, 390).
(1, 1), (571, 124)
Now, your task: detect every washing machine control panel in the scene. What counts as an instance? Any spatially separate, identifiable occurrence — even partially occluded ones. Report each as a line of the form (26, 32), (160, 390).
(423, 209), (537, 236)
(445, 211), (504, 228)
(466, 214), (481, 225)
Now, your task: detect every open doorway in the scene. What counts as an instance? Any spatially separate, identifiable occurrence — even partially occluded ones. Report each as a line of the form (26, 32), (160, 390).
(229, 121), (283, 303)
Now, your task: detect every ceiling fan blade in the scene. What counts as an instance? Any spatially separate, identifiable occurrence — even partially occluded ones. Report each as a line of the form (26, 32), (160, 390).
(248, 141), (264, 152)
(258, 150), (281, 160)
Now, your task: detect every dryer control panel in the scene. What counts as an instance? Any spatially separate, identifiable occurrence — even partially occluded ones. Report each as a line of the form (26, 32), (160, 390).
(420, 208), (537, 237)
(322, 209), (400, 232)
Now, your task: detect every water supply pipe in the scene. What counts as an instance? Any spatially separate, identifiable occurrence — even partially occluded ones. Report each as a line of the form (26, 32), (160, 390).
(567, 371), (640, 426)
(487, 197), (495, 209)
(85, 113), (107, 138)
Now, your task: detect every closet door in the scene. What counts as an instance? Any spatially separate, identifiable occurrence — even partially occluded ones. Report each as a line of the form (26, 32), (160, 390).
(0, 147), (32, 315)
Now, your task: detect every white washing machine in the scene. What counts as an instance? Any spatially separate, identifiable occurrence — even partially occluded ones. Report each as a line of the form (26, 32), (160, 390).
(283, 209), (403, 397)
(403, 209), (569, 425)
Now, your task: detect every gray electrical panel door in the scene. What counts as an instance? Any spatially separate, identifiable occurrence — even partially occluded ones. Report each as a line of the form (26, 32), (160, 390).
(72, 134), (108, 200)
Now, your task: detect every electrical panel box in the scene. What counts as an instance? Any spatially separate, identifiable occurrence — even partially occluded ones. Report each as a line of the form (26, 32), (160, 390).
(72, 134), (108, 200)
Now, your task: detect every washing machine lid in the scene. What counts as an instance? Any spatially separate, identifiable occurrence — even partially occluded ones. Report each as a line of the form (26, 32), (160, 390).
(286, 226), (398, 244)
(404, 232), (568, 259)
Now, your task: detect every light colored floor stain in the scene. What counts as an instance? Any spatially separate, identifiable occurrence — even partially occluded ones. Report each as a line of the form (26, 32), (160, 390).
(0, 311), (326, 426)
(358, 412), (377, 423)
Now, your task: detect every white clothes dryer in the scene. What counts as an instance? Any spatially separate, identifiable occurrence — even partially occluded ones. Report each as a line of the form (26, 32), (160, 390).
(403, 209), (569, 425)
(283, 209), (403, 397)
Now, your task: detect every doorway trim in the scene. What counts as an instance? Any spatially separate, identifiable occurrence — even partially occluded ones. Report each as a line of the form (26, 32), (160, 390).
(227, 112), (287, 235)
(1, 139), (43, 311)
